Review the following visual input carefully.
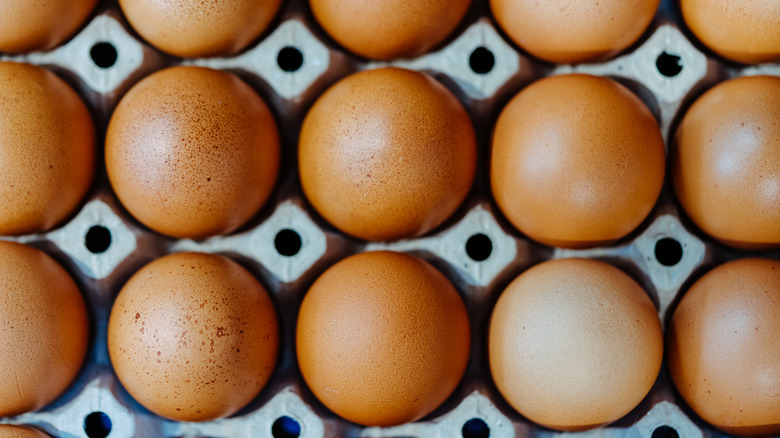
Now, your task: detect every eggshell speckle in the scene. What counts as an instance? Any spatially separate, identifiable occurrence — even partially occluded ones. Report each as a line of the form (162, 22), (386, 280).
(0, 62), (96, 235)
(667, 258), (780, 436)
(490, 0), (659, 64)
(106, 66), (280, 239)
(296, 251), (470, 426)
(118, 0), (281, 57)
(310, 0), (471, 60)
(491, 74), (665, 248)
(673, 75), (780, 249)
(0, 425), (51, 438)
(299, 67), (476, 241)
(108, 252), (279, 422)
(0, 0), (97, 53)
(681, 0), (780, 64)
(0, 241), (89, 417)
(489, 258), (663, 431)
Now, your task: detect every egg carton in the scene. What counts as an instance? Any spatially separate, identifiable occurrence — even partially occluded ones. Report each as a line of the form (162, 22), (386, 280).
(0, 0), (778, 437)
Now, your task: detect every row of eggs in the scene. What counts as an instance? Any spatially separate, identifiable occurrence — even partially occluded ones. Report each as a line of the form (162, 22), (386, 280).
(1, 241), (778, 434)
(1, 0), (778, 64)
(1, 61), (778, 249)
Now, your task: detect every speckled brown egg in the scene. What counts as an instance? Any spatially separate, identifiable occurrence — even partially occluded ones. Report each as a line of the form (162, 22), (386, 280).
(0, 425), (51, 438)
(673, 76), (780, 250)
(299, 67), (476, 241)
(0, 0), (97, 53)
(309, 0), (471, 60)
(489, 258), (663, 431)
(296, 251), (470, 426)
(107, 252), (279, 422)
(106, 66), (280, 239)
(681, 0), (780, 64)
(491, 74), (665, 248)
(0, 62), (95, 235)
(667, 258), (780, 436)
(490, 0), (659, 64)
(0, 241), (89, 417)
(118, 0), (281, 58)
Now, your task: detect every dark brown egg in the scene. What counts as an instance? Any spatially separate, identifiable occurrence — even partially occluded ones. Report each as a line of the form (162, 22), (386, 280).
(106, 66), (280, 239)
(0, 0), (97, 53)
(107, 252), (279, 422)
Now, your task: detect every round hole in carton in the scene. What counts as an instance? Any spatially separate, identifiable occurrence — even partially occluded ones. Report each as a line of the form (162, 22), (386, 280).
(90, 42), (118, 69)
(83, 411), (112, 438)
(466, 233), (493, 262)
(85, 225), (112, 254)
(272, 416), (301, 438)
(655, 52), (683, 77)
(275, 228), (302, 257)
(651, 425), (679, 438)
(277, 46), (304, 72)
(654, 237), (683, 267)
(469, 47), (495, 74)
(462, 417), (490, 438)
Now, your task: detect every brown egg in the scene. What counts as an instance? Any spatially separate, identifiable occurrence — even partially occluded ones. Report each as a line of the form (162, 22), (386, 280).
(299, 67), (476, 241)
(107, 252), (279, 422)
(118, 0), (281, 57)
(0, 62), (95, 235)
(0, 0), (97, 53)
(309, 0), (471, 60)
(673, 76), (780, 250)
(490, 0), (659, 64)
(489, 258), (663, 431)
(681, 0), (780, 64)
(0, 425), (51, 438)
(0, 241), (89, 417)
(297, 251), (470, 426)
(491, 74), (665, 248)
(106, 66), (280, 239)
(667, 258), (780, 436)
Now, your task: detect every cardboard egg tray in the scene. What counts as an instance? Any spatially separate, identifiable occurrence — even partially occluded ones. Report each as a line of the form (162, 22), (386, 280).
(1, 0), (778, 437)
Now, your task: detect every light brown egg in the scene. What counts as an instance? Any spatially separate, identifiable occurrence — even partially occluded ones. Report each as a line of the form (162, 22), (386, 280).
(490, 0), (659, 64)
(0, 241), (89, 417)
(489, 258), (663, 431)
(106, 66), (280, 239)
(0, 425), (51, 438)
(681, 0), (780, 64)
(0, 62), (95, 235)
(667, 258), (780, 436)
(299, 67), (476, 241)
(673, 76), (780, 249)
(118, 0), (281, 58)
(297, 251), (470, 426)
(107, 252), (279, 422)
(309, 0), (471, 60)
(0, 0), (97, 53)
(491, 74), (665, 248)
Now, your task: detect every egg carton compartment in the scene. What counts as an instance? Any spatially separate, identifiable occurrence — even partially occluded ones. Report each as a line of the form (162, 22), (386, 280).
(0, 0), (778, 437)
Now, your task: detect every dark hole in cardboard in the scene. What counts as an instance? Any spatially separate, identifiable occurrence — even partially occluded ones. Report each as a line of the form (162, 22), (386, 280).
(656, 52), (683, 77)
(652, 425), (679, 438)
(462, 418), (490, 438)
(277, 46), (304, 72)
(84, 411), (112, 438)
(85, 225), (112, 254)
(272, 416), (301, 438)
(655, 237), (683, 266)
(470, 47), (495, 74)
(466, 233), (493, 261)
(90, 42), (118, 69)
(275, 229), (302, 257)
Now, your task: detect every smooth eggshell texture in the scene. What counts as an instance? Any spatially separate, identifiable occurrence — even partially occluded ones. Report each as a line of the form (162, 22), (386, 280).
(0, 62), (96, 235)
(681, 0), (780, 64)
(299, 67), (476, 241)
(667, 258), (780, 436)
(108, 252), (279, 422)
(106, 66), (280, 239)
(310, 0), (471, 60)
(0, 425), (51, 438)
(0, 0), (97, 53)
(118, 0), (281, 57)
(297, 251), (470, 426)
(490, 0), (659, 64)
(673, 76), (780, 249)
(489, 258), (663, 431)
(491, 74), (665, 248)
(0, 241), (89, 417)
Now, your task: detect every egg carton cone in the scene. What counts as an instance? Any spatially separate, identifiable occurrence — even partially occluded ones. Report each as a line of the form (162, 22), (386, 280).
(0, 0), (778, 437)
